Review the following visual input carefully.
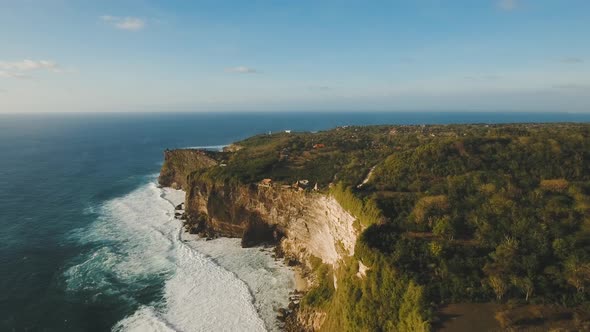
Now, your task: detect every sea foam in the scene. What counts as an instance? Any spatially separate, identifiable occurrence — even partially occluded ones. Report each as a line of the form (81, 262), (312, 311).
(65, 181), (292, 332)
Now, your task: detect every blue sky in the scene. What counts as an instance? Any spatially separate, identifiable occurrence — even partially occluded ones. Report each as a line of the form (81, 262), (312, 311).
(1, 0), (589, 113)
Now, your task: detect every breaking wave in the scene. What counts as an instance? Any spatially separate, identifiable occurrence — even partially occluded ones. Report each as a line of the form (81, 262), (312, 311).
(64, 180), (292, 331)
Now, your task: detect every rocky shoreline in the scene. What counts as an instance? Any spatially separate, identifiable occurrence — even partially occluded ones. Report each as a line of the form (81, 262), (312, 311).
(172, 197), (313, 331)
(170, 196), (300, 331)
(160, 148), (358, 331)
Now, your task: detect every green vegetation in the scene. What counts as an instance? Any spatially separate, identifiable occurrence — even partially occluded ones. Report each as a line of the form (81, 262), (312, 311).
(364, 127), (590, 308)
(297, 124), (589, 331)
(197, 127), (398, 186)
(186, 123), (590, 330)
(329, 182), (383, 228)
(301, 263), (334, 308)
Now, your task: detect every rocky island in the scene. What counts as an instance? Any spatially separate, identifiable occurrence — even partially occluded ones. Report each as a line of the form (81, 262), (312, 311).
(159, 124), (590, 331)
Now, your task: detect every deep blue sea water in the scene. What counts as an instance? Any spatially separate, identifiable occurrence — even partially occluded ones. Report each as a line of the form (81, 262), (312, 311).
(1, 112), (589, 331)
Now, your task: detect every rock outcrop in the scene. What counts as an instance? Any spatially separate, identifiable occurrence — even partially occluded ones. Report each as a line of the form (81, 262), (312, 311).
(159, 149), (357, 260)
(159, 149), (218, 189)
(158, 148), (358, 331)
(183, 178), (357, 262)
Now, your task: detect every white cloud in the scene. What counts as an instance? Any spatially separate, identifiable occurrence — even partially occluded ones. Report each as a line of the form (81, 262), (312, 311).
(224, 66), (258, 74)
(0, 60), (59, 79)
(0, 59), (59, 71)
(498, 0), (518, 11)
(100, 15), (145, 31)
(0, 71), (30, 79)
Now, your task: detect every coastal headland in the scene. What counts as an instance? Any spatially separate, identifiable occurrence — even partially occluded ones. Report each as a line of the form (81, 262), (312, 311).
(159, 124), (590, 331)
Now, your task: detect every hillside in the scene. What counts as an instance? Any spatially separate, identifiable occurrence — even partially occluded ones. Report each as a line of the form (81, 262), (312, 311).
(159, 123), (590, 331)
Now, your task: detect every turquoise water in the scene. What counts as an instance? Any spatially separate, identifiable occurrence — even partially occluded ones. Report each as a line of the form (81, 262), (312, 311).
(1, 112), (589, 331)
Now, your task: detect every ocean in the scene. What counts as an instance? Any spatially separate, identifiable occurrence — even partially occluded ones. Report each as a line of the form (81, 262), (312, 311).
(1, 111), (589, 331)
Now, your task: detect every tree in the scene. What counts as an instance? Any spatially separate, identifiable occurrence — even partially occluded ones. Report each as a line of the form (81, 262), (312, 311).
(432, 215), (455, 240)
(429, 242), (443, 257)
(412, 195), (449, 224)
(397, 281), (430, 332)
(552, 238), (571, 260)
(488, 276), (508, 300)
(564, 256), (590, 293)
(511, 276), (534, 301)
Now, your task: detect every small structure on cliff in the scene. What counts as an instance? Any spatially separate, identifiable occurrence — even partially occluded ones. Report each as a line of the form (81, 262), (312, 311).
(259, 178), (273, 188)
(291, 179), (310, 191)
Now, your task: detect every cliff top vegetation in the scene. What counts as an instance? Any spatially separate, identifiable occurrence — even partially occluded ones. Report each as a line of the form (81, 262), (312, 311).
(165, 123), (590, 331)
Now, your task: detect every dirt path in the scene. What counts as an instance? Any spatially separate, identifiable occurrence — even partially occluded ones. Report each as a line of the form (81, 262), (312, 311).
(357, 165), (377, 188)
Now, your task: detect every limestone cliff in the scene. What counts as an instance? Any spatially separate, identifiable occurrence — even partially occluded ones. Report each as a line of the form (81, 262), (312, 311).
(159, 149), (357, 262)
(187, 179), (356, 260)
(158, 149), (359, 330)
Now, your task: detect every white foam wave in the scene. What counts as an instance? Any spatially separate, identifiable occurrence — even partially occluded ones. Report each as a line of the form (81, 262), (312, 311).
(65, 181), (281, 332)
(113, 307), (177, 332)
(184, 237), (295, 331)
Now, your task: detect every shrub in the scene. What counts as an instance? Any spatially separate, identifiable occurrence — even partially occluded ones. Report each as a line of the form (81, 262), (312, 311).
(411, 195), (449, 224)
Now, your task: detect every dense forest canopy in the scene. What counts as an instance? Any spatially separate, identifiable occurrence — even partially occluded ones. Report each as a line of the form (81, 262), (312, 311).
(196, 123), (590, 331)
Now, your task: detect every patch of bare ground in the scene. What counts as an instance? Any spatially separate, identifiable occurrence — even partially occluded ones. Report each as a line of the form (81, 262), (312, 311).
(435, 303), (502, 332)
(435, 303), (590, 332)
(495, 304), (590, 331)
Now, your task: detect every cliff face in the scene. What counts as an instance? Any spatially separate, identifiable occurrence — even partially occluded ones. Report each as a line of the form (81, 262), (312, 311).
(186, 179), (357, 262)
(185, 181), (286, 247)
(159, 149), (358, 331)
(159, 149), (357, 264)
